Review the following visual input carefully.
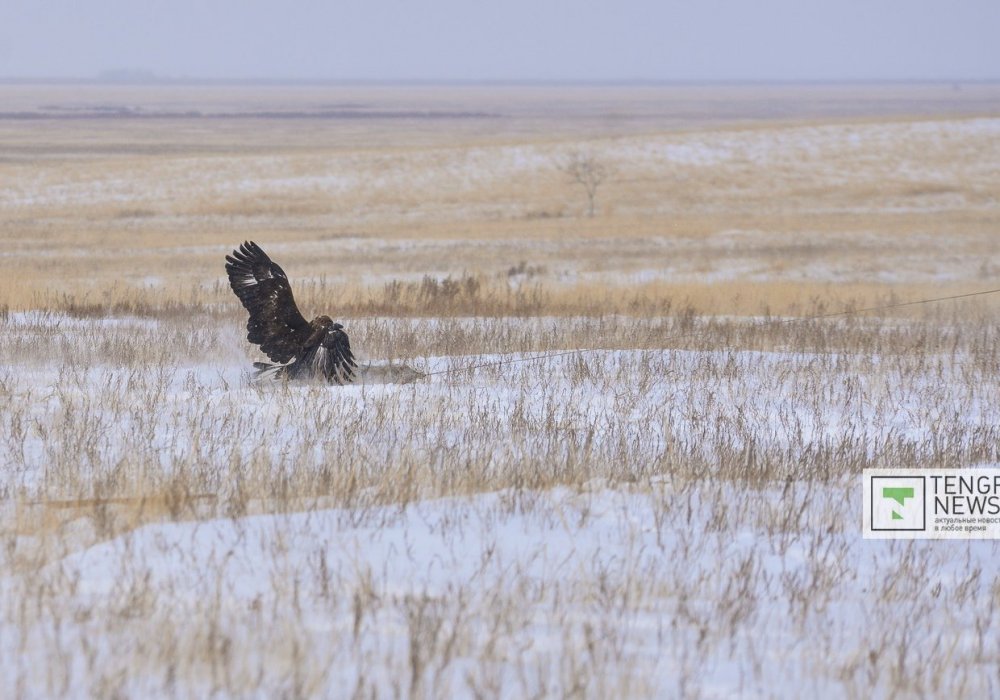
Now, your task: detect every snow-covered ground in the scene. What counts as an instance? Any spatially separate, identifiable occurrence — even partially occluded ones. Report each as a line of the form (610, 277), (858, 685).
(4, 313), (999, 493)
(4, 484), (999, 698)
(2, 312), (999, 697)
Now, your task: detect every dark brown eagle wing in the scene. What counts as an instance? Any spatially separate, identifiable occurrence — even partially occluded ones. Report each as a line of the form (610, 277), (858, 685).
(225, 241), (313, 363)
(322, 324), (357, 384)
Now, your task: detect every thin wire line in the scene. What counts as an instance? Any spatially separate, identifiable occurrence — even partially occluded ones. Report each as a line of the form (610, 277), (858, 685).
(424, 286), (1000, 378)
(772, 287), (1000, 323)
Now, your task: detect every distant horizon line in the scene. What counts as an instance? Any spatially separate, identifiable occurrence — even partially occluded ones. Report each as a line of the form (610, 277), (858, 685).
(1, 75), (999, 88)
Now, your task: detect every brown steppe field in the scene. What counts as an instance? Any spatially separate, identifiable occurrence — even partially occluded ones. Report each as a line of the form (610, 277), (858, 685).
(1, 82), (999, 697)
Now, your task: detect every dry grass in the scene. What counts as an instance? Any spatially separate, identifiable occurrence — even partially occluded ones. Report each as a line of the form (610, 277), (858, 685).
(2, 84), (999, 319)
(1, 83), (1000, 697)
(3, 307), (1000, 697)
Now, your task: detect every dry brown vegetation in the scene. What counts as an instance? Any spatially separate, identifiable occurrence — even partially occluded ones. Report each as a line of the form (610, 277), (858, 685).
(2, 83), (999, 318)
(1, 83), (999, 697)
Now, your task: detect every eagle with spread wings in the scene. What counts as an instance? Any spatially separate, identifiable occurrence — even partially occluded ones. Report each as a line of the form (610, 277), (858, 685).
(226, 241), (357, 383)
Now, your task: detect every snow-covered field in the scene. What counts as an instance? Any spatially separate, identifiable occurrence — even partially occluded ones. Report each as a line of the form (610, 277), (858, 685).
(3, 84), (1000, 697)
(6, 484), (1000, 698)
(2, 311), (999, 698)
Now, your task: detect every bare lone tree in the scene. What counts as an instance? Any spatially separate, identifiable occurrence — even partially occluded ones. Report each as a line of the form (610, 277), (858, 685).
(562, 152), (609, 218)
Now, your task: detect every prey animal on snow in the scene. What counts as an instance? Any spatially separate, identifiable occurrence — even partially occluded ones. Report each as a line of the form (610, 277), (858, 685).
(226, 241), (357, 383)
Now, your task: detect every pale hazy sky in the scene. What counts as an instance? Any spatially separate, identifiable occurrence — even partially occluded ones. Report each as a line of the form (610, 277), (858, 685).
(1, 0), (998, 82)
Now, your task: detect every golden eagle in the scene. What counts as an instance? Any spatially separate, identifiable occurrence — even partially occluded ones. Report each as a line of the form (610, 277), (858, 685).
(226, 241), (357, 383)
